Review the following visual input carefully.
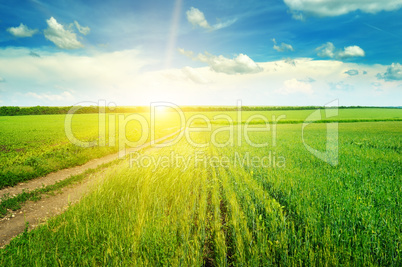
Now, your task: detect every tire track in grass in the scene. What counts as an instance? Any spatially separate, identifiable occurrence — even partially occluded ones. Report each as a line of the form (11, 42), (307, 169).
(214, 168), (234, 266)
(206, 143), (235, 266)
(0, 127), (184, 200)
(203, 162), (228, 267)
(202, 180), (215, 267)
(210, 153), (252, 265)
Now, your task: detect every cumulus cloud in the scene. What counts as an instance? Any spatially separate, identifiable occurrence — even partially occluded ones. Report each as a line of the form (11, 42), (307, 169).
(344, 69), (359, 76)
(179, 49), (262, 75)
(187, 7), (211, 29)
(316, 42), (335, 58)
(283, 0), (402, 19)
(272, 38), (294, 52)
(74, 21), (90, 35)
(338, 46), (365, 59)
(44, 17), (83, 49)
(0, 47), (151, 105)
(25, 91), (73, 101)
(376, 63), (402, 81)
(7, 23), (38, 37)
(186, 7), (236, 31)
(316, 42), (365, 59)
(278, 79), (313, 95)
(0, 46), (399, 106)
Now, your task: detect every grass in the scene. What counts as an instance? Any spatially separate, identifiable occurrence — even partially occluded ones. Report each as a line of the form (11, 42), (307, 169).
(1, 108), (399, 189)
(0, 120), (400, 265)
(0, 160), (118, 218)
(185, 108), (402, 123)
(0, 112), (181, 189)
(0, 128), (184, 218)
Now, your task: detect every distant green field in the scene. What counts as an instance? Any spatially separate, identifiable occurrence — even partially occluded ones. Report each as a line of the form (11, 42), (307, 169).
(0, 108), (400, 188)
(1, 121), (400, 265)
(185, 108), (402, 124)
(0, 113), (180, 188)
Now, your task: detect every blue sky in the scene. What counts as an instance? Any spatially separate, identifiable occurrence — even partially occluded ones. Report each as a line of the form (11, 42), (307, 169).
(0, 0), (401, 106)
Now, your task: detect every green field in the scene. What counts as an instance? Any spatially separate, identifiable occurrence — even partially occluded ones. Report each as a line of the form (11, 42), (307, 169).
(1, 108), (400, 189)
(185, 108), (402, 124)
(0, 108), (401, 265)
(0, 113), (180, 188)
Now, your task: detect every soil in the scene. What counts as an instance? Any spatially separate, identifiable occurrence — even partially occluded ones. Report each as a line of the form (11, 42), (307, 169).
(0, 172), (100, 247)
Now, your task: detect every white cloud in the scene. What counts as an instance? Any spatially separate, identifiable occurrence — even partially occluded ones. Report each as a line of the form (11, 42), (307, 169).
(344, 69), (359, 76)
(272, 38), (294, 52)
(0, 47), (151, 104)
(180, 49), (263, 75)
(74, 21), (90, 35)
(377, 63), (402, 81)
(316, 42), (365, 59)
(177, 48), (194, 58)
(338, 46), (365, 58)
(316, 42), (335, 58)
(186, 7), (236, 31)
(7, 23), (38, 37)
(0, 47), (400, 106)
(182, 67), (209, 84)
(284, 0), (402, 19)
(213, 19), (238, 30)
(25, 91), (73, 101)
(278, 79), (313, 95)
(329, 81), (354, 91)
(186, 7), (211, 29)
(44, 17), (83, 49)
(284, 58), (296, 66)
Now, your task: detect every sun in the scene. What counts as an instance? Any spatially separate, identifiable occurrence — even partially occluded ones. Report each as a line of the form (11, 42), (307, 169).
(155, 106), (168, 113)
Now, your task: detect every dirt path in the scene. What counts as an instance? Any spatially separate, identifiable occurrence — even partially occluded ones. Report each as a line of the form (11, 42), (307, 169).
(0, 170), (102, 247)
(0, 128), (183, 199)
(0, 128), (183, 247)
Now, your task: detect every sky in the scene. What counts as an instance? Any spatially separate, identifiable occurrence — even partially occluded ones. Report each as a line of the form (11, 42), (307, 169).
(0, 0), (401, 107)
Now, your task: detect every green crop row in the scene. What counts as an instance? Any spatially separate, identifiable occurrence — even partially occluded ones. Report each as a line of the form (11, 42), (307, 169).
(1, 108), (400, 189)
(1, 121), (400, 265)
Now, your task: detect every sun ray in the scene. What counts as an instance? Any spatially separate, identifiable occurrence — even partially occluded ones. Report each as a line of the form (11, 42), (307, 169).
(164, 0), (183, 69)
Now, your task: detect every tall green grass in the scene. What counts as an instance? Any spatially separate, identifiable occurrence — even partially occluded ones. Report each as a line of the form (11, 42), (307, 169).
(1, 121), (400, 265)
(1, 108), (400, 188)
(0, 113), (181, 188)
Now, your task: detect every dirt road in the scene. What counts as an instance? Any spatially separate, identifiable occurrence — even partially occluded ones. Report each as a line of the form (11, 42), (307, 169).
(0, 128), (183, 247)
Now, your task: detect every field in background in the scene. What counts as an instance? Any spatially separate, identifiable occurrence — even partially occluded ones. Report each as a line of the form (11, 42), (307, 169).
(186, 108), (402, 125)
(0, 116), (401, 265)
(0, 107), (400, 188)
(0, 113), (181, 188)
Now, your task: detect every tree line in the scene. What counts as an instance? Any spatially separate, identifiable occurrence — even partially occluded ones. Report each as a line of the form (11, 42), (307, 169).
(0, 105), (399, 116)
